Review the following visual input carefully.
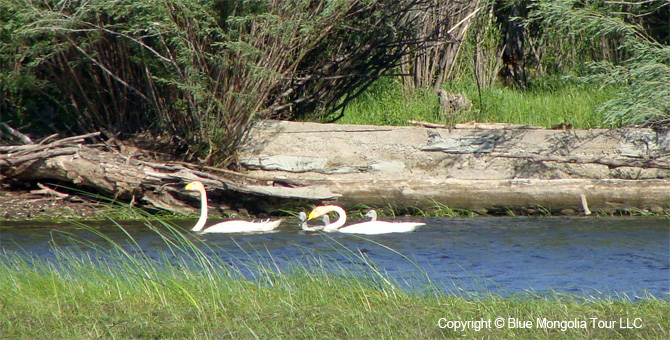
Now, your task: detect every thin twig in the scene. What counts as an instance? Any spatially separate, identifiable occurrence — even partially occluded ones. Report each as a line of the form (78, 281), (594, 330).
(30, 183), (70, 199)
(0, 123), (33, 144)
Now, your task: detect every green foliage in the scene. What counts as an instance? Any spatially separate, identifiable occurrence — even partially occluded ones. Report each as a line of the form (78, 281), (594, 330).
(465, 77), (617, 128)
(3, 0), (669, 169)
(325, 1), (634, 129)
(1, 0), (438, 165)
(323, 77), (439, 125)
(330, 75), (615, 128)
(530, 0), (670, 127)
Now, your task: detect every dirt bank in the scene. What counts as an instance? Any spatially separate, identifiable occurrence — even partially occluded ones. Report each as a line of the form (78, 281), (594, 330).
(238, 120), (670, 214)
(0, 188), (107, 220)
(2, 120), (669, 219)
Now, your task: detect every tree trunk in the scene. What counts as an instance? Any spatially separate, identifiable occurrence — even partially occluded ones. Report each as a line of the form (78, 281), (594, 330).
(495, 0), (528, 88)
(0, 133), (340, 215)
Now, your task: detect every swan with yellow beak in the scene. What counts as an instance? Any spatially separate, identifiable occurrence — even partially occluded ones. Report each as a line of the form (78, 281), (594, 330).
(307, 205), (424, 235)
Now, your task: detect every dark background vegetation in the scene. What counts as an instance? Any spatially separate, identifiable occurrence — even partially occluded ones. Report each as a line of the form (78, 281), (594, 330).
(1, 0), (669, 166)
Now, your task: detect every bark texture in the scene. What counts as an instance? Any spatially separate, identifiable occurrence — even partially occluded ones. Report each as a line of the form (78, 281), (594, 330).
(0, 132), (339, 214)
(3, 121), (670, 215)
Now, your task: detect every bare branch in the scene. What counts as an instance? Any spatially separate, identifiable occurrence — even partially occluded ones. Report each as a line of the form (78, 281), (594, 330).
(0, 123), (33, 145)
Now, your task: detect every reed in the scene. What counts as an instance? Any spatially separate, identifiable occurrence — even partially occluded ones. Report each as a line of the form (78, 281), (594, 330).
(0, 215), (668, 338)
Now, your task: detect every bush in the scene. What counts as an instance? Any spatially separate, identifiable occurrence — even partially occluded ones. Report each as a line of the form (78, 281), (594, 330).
(0, 0), (448, 165)
(529, 0), (670, 127)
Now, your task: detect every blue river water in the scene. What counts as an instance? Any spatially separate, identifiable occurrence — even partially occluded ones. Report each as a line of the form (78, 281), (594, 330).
(1, 216), (668, 299)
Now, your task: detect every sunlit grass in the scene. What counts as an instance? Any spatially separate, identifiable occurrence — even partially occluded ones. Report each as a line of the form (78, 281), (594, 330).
(1, 215), (668, 339)
(465, 80), (619, 129)
(326, 81), (440, 126)
(329, 76), (619, 129)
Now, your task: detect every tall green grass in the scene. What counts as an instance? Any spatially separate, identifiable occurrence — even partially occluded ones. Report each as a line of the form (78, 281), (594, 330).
(1, 216), (668, 339)
(329, 77), (619, 129)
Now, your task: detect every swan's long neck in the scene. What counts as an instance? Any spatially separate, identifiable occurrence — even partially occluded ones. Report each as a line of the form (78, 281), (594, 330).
(323, 206), (347, 232)
(192, 187), (208, 232)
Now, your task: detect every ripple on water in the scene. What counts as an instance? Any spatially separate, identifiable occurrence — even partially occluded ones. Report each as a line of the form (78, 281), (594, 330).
(1, 217), (668, 299)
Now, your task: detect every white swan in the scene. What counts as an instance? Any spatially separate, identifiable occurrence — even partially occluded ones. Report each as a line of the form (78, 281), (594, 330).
(365, 209), (379, 221)
(297, 211), (330, 231)
(307, 205), (425, 235)
(184, 181), (282, 233)
(363, 209), (425, 232)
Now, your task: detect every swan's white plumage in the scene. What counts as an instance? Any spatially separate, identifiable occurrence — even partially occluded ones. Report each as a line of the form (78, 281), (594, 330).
(307, 205), (425, 235)
(298, 211), (329, 231)
(184, 181), (282, 233)
(195, 219), (282, 234)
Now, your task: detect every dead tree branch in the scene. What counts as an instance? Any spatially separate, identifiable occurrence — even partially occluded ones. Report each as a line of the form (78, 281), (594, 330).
(0, 133), (340, 214)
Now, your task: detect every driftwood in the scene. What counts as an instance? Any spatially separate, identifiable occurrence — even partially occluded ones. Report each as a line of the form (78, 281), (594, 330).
(320, 177), (670, 213)
(0, 132), (340, 214)
(419, 129), (670, 170)
(408, 120), (542, 130)
(4, 122), (670, 215)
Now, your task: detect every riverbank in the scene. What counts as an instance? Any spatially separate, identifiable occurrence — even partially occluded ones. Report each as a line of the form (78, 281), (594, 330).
(3, 264), (667, 339)
(1, 121), (670, 220)
(239, 121), (670, 215)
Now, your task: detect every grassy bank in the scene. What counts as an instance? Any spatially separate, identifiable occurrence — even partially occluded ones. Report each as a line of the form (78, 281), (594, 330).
(1, 221), (668, 339)
(2, 262), (668, 338)
(330, 77), (619, 129)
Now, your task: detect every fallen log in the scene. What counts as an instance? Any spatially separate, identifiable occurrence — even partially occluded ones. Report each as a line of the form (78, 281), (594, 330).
(0, 133), (340, 215)
(4, 123), (670, 216)
(315, 177), (670, 213)
(419, 129), (670, 170)
(487, 151), (670, 171)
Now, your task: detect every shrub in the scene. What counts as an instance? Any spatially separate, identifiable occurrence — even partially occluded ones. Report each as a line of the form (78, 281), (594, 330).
(529, 0), (670, 127)
(0, 0), (449, 165)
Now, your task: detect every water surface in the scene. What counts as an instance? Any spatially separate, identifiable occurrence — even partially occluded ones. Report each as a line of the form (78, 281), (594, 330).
(1, 217), (668, 299)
